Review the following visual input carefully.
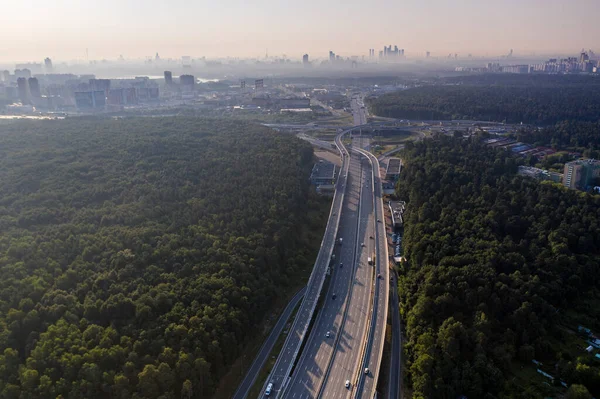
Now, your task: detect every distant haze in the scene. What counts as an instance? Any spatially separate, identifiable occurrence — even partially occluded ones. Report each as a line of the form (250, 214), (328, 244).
(1, 0), (598, 62)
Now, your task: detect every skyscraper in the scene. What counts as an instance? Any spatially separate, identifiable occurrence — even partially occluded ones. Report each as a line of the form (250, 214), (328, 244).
(28, 77), (40, 98)
(17, 77), (28, 103)
(164, 71), (173, 85)
(44, 57), (53, 72)
(329, 51), (335, 62)
(180, 75), (195, 93)
(302, 54), (309, 66)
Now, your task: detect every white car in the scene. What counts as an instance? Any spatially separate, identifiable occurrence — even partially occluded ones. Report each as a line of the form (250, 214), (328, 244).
(265, 382), (273, 396)
(326, 331), (330, 338)
(345, 380), (351, 388)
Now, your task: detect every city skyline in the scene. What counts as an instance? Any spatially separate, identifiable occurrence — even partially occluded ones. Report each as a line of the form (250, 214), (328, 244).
(1, 0), (598, 63)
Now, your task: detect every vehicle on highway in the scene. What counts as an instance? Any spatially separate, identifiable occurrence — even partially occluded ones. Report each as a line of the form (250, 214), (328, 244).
(361, 242), (365, 247)
(345, 380), (351, 388)
(339, 237), (343, 245)
(364, 367), (369, 374)
(340, 262), (343, 268)
(378, 274), (382, 279)
(326, 331), (330, 338)
(368, 256), (373, 265)
(370, 235), (374, 239)
(265, 382), (273, 396)
(332, 293), (336, 300)
(377, 219), (381, 222)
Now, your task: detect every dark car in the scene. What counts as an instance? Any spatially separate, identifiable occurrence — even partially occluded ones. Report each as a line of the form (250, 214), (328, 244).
(332, 293), (337, 299)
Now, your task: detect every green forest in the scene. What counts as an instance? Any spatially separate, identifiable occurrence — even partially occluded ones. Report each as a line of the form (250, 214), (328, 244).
(0, 117), (329, 398)
(515, 120), (600, 159)
(368, 75), (600, 125)
(397, 136), (600, 398)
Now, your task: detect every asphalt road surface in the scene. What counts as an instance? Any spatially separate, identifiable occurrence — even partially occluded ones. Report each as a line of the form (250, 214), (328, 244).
(388, 270), (402, 399)
(257, 132), (350, 398)
(233, 287), (306, 399)
(284, 136), (374, 399)
(354, 150), (390, 399)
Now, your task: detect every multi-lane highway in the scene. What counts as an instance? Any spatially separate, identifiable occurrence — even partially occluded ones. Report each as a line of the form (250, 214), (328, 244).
(351, 96), (368, 126)
(257, 131), (350, 398)
(233, 287), (306, 399)
(354, 148), (389, 399)
(254, 102), (395, 399)
(285, 135), (375, 399)
(388, 270), (402, 399)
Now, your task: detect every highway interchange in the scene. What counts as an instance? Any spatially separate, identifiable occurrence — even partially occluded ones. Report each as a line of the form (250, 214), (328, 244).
(256, 97), (397, 399)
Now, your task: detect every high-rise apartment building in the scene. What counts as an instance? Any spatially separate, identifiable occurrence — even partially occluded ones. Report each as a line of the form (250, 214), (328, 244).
(180, 75), (195, 93)
(15, 69), (31, 79)
(44, 57), (53, 72)
(17, 77), (28, 103)
(28, 77), (40, 98)
(563, 159), (600, 190)
(89, 79), (111, 96)
(164, 71), (173, 85)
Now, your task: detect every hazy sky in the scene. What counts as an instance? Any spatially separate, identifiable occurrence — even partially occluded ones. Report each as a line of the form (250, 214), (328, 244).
(1, 0), (598, 62)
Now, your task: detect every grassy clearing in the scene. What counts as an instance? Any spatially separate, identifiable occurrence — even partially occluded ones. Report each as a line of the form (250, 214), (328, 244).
(371, 130), (416, 145)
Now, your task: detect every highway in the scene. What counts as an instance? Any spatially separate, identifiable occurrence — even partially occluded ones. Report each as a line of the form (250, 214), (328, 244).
(388, 270), (402, 399)
(254, 98), (398, 399)
(233, 287), (306, 399)
(285, 134), (374, 399)
(351, 96), (368, 126)
(257, 129), (350, 398)
(354, 148), (389, 399)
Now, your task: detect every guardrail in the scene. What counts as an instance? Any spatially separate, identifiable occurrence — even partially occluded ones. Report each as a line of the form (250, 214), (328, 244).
(258, 129), (351, 398)
(354, 150), (390, 399)
(352, 148), (378, 396)
(316, 144), (368, 399)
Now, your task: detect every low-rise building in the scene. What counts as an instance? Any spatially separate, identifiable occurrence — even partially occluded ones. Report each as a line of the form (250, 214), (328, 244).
(518, 166), (563, 183)
(310, 160), (338, 187)
(385, 158), (402, 181)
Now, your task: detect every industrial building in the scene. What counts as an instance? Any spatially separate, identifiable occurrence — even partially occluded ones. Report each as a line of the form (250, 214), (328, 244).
(310, 160), (338, 195)
(279, 97), (310, 108)
(388, 200), (405, 228)
(385, 158), (402, 181)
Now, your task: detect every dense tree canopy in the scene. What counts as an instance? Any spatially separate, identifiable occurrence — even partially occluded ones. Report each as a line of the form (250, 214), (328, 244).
(368, 75), (600, 125)
(397, 136), (600, 398)
(0, 117), (328, 398)
(516, 120), (600, 158)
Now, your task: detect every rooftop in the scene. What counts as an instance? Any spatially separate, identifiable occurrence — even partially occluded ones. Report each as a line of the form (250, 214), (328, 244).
(310, 160), (337, 184)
